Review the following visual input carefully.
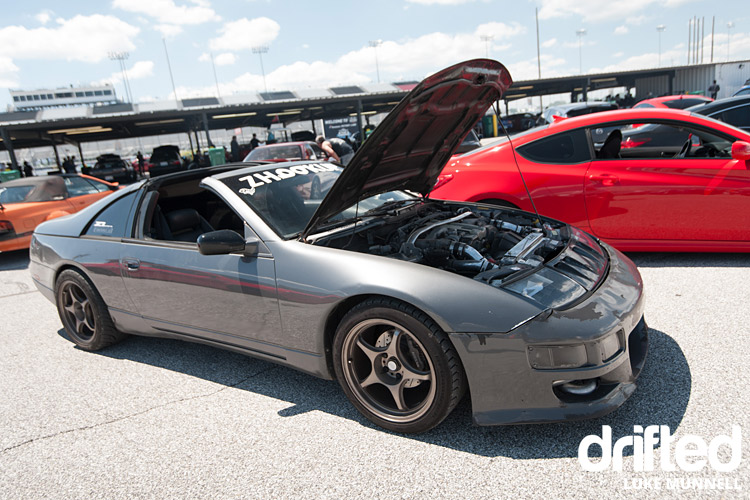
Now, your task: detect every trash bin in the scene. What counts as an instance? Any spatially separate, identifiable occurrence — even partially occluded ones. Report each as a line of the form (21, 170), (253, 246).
(482, 115), (497, 138)
(208, 147), (226, 166)
(0, 170), (21, 183)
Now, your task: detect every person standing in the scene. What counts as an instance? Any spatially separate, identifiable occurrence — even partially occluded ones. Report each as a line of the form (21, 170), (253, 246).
(23, 161), (33, 177)
(708, 80), (720, 99)
(316, 135), (354, 166)
(230, 136), (240, 162)
(136, 151), (145, 177)
(250, 133), (260, 150)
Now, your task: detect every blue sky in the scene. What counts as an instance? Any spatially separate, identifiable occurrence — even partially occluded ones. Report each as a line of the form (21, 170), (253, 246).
(0, 0), (748, 110)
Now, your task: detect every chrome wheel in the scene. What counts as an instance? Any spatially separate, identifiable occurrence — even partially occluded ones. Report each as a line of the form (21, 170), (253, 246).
(341, 318), (436, 423)
(60, 281), (96, 342)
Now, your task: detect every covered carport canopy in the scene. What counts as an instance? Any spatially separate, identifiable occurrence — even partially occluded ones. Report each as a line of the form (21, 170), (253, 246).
(0, 61), (721, 169)
(0, 87), (408, 168)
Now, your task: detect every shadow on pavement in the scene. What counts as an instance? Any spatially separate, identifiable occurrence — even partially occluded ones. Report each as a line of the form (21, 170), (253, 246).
(0, 250), (30, 271)
(628, 252), (749, 268)
(76, 325), (690, 459)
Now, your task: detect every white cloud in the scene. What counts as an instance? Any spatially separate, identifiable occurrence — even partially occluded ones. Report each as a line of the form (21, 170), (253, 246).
(35, 11), (52, 25)
(507, 54), (567, 81)
(96, 60), (154, 86)
(0, 15), (138, 63)
(475, 22), (526, 40)
(155, 24), (183, 37)
(214, 52), (236, 66)
(538, 0), (692, 23)
(615, 26), (628, 35)
(112, 0), (220, 25)
(199, 52), (236, 66)
(0, 56), (20, 87)
(209, 17), (280, 51)
(174, 22), (528, 98)
(541, 38), (557, 48)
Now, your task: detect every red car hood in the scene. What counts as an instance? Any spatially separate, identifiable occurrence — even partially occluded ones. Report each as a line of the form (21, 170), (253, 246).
(303, 59), (511, 237)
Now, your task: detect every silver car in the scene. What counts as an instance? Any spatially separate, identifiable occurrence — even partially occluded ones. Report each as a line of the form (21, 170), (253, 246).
(30, 60), (647, 433)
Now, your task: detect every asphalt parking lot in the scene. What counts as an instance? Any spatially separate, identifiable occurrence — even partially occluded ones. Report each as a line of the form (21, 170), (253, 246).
(0, 249), (748, 499)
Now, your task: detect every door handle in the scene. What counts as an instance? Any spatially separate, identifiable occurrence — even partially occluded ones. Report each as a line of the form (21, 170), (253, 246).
(122, 258), (140, 271)
(588, 173), (619, 186)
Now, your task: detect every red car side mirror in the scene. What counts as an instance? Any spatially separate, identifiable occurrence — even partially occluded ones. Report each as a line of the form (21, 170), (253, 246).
(731, 141), (750, 162)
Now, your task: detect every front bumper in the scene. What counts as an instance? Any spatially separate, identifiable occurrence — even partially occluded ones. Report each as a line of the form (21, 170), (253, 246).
(449, 243), (647, 425)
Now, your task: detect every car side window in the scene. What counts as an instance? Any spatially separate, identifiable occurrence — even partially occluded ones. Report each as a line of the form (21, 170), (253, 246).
(311, 143), (328, 159)
(516, 129), (591, 164)
(64, 176), (101, 196)
(591, 121), (733, 159)
(715, 105), (750, 130)
(84, 191), (138, 238)
(82, 177), (112, 193)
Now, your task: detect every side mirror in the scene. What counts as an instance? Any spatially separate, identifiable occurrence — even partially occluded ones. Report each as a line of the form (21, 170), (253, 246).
(731, 141), (750, 161)
(197, 229), (247, 255)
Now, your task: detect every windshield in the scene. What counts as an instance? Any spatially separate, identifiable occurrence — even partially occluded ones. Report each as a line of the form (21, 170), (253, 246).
(220, 163), (415, 238)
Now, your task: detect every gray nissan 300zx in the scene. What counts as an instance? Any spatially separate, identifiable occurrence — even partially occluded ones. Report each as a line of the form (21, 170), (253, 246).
(29, 60), (647, 433)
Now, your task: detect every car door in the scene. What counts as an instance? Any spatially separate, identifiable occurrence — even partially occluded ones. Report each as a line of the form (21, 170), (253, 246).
(513, 128), (593, 229)
(584, 120), (750, 242)
(119, 188), (284, 355)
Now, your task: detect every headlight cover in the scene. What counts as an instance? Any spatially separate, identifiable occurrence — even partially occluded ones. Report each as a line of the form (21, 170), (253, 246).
(504, 266), (586, 309)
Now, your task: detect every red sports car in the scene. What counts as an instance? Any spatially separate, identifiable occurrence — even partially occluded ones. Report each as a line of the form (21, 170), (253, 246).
(431, 108), (750, 252)
(634, 95), (713, 110)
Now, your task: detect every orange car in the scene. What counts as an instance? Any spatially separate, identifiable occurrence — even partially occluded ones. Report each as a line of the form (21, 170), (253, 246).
(0, 174), (119, 252)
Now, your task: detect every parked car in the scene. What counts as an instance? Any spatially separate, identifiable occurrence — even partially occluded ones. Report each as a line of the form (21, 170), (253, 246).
(634, 95), (713, 110)
(499, 112), (539, 133)
(454, 129), (481, 154)
(732, 85), (750, 97)
(0, 174), (118, 252)
(87, 153), (137, 183)
(688, 95), (750, 132)
(29, 59), (647, 433)
(243, 141), (329, 163)
(431, 107), (750, 252)
(148, 145), (184, 177)
(542, 101), (618, 124)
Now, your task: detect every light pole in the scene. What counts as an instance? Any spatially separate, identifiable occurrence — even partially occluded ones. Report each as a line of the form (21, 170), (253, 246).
(161, 38), (179, 105)
(368, 40), (382, 83)
(252, 46), (269, 93)
(480, 34), (493, 58)
(108, 51), (132, 103)
(727, 21), (734, 61)
(656, 25), (666, 66)
(209, 52), (221, 99)
(576, 29), (586, 74)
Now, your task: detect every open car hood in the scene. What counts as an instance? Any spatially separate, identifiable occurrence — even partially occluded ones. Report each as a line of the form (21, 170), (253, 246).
(302, 59), (512, 238)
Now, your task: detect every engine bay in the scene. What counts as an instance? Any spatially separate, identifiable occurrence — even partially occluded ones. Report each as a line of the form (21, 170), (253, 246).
(311, 201), (573, 288)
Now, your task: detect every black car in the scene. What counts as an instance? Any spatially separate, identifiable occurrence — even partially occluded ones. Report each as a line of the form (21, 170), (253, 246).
(87, 153), (136, 184)
(148, 145), (184, 177)
(688, 95), (750, 132)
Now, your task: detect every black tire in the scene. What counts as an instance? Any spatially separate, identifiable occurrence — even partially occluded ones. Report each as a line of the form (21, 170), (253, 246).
(332, 298), (466, 433)
(55, 269), (126, 351)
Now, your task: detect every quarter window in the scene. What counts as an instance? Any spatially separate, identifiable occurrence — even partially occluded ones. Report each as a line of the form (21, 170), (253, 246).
(84, 191), (137, 238)
(517, 129), (591, 164)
